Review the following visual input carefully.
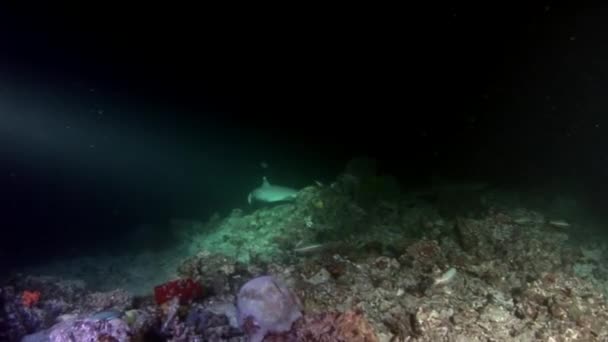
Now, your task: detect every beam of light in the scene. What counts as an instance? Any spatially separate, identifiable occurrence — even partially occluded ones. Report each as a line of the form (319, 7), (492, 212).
(0, 83), (255, 208)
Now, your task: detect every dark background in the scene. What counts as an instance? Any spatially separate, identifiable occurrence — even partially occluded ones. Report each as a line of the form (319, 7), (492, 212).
(1, 2), (608, 267)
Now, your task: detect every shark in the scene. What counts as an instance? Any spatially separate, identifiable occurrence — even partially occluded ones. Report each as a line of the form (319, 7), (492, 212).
(248, 176), (299, 204)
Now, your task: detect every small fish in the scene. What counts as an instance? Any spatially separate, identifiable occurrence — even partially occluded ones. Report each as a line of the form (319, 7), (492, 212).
(294, 243), (327, 255)
(89, 309), (122, 321)
(433, 267), (457, 286)
(548, 219), (570, 228)
(294, 242), (340, 255)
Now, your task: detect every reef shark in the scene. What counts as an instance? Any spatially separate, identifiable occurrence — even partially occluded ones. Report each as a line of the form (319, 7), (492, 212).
(248, 176), (299, 204)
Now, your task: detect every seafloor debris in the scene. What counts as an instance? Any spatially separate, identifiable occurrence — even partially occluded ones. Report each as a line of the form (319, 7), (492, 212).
(5, 159), (608, 341)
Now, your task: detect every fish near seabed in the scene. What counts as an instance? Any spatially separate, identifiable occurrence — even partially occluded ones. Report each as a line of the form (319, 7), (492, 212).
(248, 176), (298, 204)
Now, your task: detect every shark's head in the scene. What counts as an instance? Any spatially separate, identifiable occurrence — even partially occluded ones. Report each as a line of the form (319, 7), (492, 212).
(248, 176), (298, 204)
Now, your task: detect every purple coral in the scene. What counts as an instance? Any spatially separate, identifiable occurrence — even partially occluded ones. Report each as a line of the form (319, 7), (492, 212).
(48, 317), (132, 342)
(236, 275), (302, 342)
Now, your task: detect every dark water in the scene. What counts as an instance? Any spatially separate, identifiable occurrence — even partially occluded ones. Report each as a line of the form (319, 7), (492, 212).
(2, 2), (608, 273)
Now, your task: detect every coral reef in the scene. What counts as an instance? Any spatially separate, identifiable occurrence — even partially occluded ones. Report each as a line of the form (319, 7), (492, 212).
(6, 158), (608, 341)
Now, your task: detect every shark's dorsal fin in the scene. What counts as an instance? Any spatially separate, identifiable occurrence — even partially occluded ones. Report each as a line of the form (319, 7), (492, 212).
(262, 176), (270, 187)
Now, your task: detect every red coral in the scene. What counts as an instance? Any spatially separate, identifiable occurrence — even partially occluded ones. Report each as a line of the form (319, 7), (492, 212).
(153, 278), (203, 305)
(22, 290), (40, 307)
